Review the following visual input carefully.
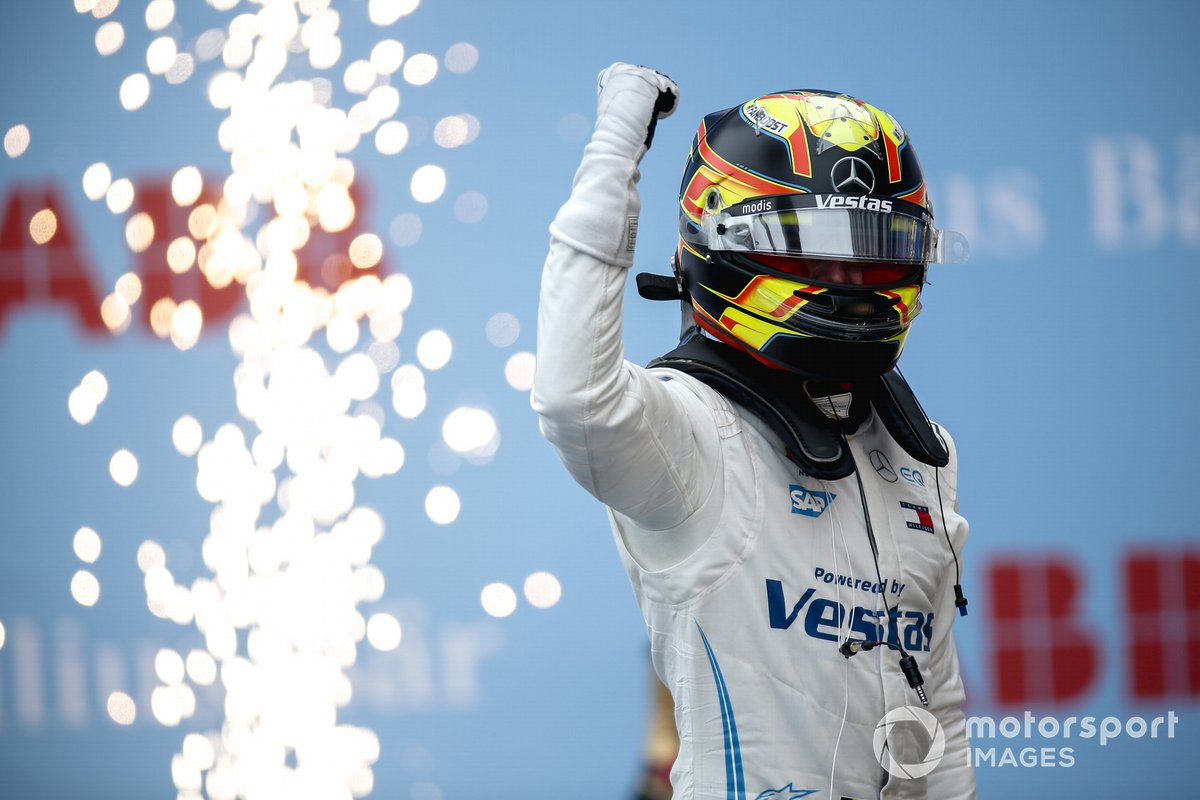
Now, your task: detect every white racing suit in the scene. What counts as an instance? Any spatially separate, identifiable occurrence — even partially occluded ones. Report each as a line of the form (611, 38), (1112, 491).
(532, 65), (976, 800)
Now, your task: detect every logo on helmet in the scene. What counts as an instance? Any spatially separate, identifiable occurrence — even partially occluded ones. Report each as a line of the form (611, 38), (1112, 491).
(814, 195), (893, 212)
(739, 199), (774, 214)
(831, 156), (875, 194)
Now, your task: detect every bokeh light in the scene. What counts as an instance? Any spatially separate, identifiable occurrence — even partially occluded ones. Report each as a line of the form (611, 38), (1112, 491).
(410, 164), (446, 203)
(523, 571), (563, 609)
(349, 233), (383, 268)
(91, 0), (117, 18)
(4, 124), (30, 158)
(136, 539), (166, 572)
(480, 583), (517, 618)
(145, 0), (174, 30)
(424, 485), (460, 525)
(81, 370), (109, 404)
(115, 273), (142, 304)
(367, 84), (400, 119)
(402, 53), (438, 85)
(444, 42), (478, 74)
(185, 649), (217, 686)
(416, 329), (451, 370)
(369, 0), (420, 26)
(172, 415), (203, 456)
(375, 120), (409, 155)
(68, 387), (98, 425)
(82, 162), (113, 200)
(71, 570), (101, 606)
(388, 212), (421, 246)
(504, 352), (536, 391)
(433, 115), (469, 148)
(370, 39), (404, 74)
(453, 191), (488, 224)
(155, 648), (186, 685)
(29, 209), (57, 244)
(109, 449), (139, 486)
(165, 53), (195, 84)
(107, 692), (136, 725)
(485, 312), (519, 347)
(106, 178), (135, 213)
(344, 59), (376, 94)
(391, 364), (426, 419)
(125, 212), (155, 252)
(95, 21), (125, 55)
(73, 527), (102, 563)
(120, 73), (151, 110)
(442, 407), (497, 454)
(366, 612), (402, 651)
(100, 294), (132, 335)
(69, 369), (111, 422)
(171, 166), (203, 206)
(170, 300), (203, 350)
(146, 36), (178, 75)
(167, 237), (196, 273)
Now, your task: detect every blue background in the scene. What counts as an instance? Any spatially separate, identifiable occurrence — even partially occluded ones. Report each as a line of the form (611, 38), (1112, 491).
(1, 0), (1198, 796)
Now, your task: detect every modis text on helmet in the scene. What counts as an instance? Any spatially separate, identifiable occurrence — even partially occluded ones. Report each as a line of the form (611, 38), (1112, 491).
(738, 199), (775, 214)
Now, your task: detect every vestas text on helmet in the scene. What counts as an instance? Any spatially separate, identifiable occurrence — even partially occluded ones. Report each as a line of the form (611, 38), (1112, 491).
(815, 195), (893, 212)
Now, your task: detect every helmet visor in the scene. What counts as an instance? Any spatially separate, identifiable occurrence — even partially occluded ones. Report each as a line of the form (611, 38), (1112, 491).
(691, 194), (969, 264)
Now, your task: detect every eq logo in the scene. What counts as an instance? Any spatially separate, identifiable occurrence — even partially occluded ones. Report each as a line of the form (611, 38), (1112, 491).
(901, 467), (925, 487)
(790, 485), (836, 518)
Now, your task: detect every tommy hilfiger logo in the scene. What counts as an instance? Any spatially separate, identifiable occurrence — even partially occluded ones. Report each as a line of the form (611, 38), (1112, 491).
(900, 501), (935, 534)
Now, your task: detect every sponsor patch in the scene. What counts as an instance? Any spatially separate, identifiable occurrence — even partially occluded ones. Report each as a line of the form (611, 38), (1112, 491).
(753, 784), (817, 799)
(900, 500), (935, 533)
(790, 484), (836, 518)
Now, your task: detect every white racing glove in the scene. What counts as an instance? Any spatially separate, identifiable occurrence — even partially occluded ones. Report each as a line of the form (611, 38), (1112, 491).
(550, 63), (679, 268)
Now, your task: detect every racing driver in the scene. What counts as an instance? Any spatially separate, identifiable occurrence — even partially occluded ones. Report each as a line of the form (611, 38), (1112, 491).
(533, 63), (977, 799)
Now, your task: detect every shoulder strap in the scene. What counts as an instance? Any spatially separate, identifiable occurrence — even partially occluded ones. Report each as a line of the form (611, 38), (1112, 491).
(868, 370), (950, 468)
(648, 337), (855, 479)
(648, 337), (949, 476)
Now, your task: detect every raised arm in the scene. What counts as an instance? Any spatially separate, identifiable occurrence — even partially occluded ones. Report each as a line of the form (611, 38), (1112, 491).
(532, 65), (721, 533)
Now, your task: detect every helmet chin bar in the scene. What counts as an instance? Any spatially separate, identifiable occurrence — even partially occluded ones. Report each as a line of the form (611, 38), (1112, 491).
(637, 254), (915, 381)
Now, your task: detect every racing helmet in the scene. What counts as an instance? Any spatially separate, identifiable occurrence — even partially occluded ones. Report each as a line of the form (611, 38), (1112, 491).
(675, 90), (967, 381)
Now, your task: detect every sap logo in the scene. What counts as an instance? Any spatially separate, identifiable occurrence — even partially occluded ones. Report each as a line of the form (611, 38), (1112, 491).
(814, 195), (894, 213)
(765, 579), (933, 652)
(740, 198), (774, 214)
(789, 485), (836, 517)
(753, 783), (817, 799)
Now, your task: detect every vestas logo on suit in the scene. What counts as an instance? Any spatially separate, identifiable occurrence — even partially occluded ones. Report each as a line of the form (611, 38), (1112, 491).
(789, 484), (836, 517)
(765, 579), (934, 652)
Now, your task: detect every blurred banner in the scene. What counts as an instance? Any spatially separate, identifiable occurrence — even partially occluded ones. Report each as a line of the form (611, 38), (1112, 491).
(0, 0), (1197, 797)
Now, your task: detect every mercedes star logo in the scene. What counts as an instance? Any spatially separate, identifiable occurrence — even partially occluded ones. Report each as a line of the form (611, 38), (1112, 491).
(831, 156), (875, 194)
(870, 449), (898, 482)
